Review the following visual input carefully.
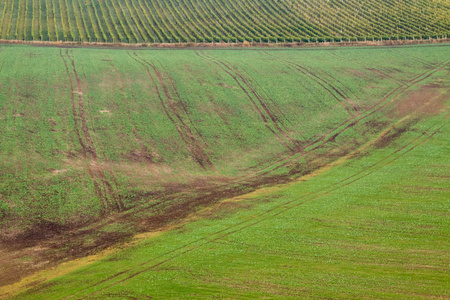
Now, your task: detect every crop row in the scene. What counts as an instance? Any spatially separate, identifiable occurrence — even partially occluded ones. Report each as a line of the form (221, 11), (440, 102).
(0, 0), (448, 42)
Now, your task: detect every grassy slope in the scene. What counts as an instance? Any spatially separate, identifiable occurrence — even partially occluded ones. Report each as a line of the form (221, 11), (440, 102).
(8, 76), (449, 299)
(0, 44), (449, 293)
(0, 44), (447, 228)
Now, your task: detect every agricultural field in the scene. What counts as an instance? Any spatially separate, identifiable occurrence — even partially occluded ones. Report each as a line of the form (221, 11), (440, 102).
(0, 43), (449, 298)
(0, 0), (448, 43)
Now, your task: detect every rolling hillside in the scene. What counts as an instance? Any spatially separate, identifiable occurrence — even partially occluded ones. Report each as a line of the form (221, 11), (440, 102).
(0, 44), (448, 292)
(0, 0), (448, 43)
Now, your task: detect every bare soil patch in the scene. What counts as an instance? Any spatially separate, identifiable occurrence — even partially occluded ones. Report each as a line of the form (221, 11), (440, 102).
(395, 84), (448, 117)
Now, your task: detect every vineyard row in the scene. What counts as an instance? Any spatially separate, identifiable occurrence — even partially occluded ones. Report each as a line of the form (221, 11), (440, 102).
(0, 0), (448, 43)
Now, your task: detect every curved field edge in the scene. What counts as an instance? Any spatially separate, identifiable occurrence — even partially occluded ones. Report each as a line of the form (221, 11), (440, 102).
(0, 44), (449, 289)
(3, 97), (449, 299)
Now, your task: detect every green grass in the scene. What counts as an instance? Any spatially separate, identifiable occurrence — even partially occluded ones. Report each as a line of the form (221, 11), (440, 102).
(0, 44), (446, 231)
(9, 77), (449, 299)
(0, 0), (449, 43)
(0, 44), (449, 296)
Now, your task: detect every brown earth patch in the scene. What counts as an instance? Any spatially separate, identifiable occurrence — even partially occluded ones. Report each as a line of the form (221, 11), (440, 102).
(347, 68), (368, 78)
(213, 82), (236, 89)
(395, 84), (448, 117)
(49, 169), (68, 174)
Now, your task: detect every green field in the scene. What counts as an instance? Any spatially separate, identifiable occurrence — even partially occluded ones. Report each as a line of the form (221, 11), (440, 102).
(0, 44), (449, 298)
(0, 0), (448, 43)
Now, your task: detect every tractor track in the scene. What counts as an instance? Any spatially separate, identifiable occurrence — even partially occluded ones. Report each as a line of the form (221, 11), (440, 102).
(157, 62), (219, 161)
(386, 48), (436, 68)
(128, 51), (216, 172)
(59, 49), (111, 211)
(327, 51), (408, 85)
(237, 66), (302, 136)
(313, 67), (362, 105)
(105, 56), (448, 223)
(80, 66), (125, 211)
(196, 51), (299, 152)
(108, 61), (158, 163)
(135, 52), (217, 172)
(246, 58), (449, 177)
(64, 109), (448, 300)
(262, 51), (361, 117)
(60, 49), (124, 212)
(227, 62), (306, 145)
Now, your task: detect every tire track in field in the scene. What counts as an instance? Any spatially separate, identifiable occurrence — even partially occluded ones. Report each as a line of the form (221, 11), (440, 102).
(231, 64), (308, 143)
(386, 48), (436, 69)
(67, 51), (125, 211)
(262, 51), (360, 117)
(110, 57), (449, 222)
(157, 62), (219, 162)
(60, 57), (449, 300)
(108, 61), (158, 163)
(237, 67), (302, 136)
(201, 50), (302, 150)
(80, 66), (125, 211)
(314, 67), (362, 104)
(247, 58), (450, 178)
(327, 51), (407, 85)
(59, 49), (110, 211)
(135, 52), (217, 172)
(264, 50), (362, 110)
(60, 49), (124, 212)
(196, 51), (299, 152)
(66, 111), (448, 300)
(128, 51), (216, 172)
